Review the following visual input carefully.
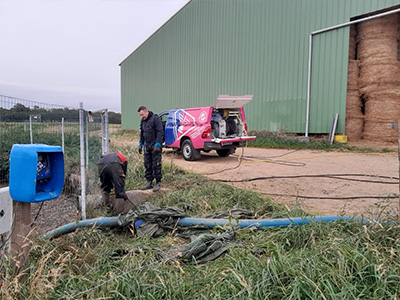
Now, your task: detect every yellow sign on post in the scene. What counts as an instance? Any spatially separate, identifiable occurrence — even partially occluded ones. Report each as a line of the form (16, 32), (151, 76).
(334, 135), (348, 145)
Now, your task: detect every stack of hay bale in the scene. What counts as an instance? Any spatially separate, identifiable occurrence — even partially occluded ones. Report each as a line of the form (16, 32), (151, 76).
(357, 13), (400, 143)
(345, 25), (363, 140)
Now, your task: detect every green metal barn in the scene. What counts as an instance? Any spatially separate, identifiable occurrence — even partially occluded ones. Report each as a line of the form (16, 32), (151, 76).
(120, 0), (400, 141)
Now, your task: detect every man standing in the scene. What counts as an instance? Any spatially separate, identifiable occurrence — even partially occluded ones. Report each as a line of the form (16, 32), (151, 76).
(97, 152), (128, 204)
(138, 106), (164, 192)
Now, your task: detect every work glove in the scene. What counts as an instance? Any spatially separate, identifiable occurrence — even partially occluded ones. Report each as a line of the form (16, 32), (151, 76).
(138, 142), (143, 154)
(154, 143), (161, 153)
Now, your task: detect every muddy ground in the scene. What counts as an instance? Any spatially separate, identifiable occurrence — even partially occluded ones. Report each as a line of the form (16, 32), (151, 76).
(165, 146), (400, 217)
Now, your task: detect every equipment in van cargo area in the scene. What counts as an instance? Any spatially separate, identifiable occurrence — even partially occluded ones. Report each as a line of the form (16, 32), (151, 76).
(211, 110), (244, 139)
(159, 95), (256, 161)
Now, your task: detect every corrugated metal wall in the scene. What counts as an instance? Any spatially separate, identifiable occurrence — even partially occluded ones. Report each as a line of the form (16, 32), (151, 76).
(121, 0), (400, 133)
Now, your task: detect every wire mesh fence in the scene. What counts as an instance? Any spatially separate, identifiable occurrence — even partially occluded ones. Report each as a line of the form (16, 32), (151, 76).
(0, 95), (109, 200)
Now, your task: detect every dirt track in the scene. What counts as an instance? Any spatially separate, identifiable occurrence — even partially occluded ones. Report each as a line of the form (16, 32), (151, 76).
(164, 147), (400, 216)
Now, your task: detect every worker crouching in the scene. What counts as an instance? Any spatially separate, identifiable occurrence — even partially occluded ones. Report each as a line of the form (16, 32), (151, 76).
(97, 152), (128, 205)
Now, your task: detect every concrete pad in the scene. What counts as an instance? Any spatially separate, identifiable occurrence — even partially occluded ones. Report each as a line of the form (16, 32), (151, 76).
(297, 136), (310, 142)
(111, 189), (153, 214)
(111, 188), (169, 214)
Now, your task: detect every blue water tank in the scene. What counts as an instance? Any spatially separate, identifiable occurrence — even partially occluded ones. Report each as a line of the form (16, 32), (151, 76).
(9, 144), (64, 203)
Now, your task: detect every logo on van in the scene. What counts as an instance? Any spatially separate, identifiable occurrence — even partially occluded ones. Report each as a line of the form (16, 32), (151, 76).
(199, 111), (207, 123)
(173, 109), (196, 140)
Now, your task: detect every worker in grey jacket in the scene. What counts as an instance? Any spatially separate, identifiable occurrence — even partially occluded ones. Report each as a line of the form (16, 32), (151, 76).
(138, 105), (164, 192)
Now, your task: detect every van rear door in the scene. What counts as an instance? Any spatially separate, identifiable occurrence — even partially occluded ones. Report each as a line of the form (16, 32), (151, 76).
(214, 95), (253, 109)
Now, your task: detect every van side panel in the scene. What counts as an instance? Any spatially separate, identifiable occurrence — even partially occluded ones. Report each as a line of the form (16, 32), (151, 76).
(165, 109), (179, 146)
(165, 107), (212, 148)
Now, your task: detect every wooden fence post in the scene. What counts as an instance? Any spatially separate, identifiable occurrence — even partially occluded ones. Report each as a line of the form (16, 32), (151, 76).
(9, 201), (31, 270)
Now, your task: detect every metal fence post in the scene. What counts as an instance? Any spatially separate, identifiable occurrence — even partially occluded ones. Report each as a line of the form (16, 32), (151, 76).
(105, 109), (109, 154)
(29, 115), (33, 144)
(86, 114), (89, 169)
(101, 109), (109, 155)
(61, 117), (65, 152)
(0, 95), (106, 208)
(79, 102), (86, 220)
(101, 112), (105, 155)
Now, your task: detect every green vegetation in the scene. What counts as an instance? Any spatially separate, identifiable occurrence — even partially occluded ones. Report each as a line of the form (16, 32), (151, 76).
(111, 128), (139, 140)
(0, 121), (102, 189)
(247, 130), (394, 152)
(0, 103), (121, 124)
(1, 134), (400, 299)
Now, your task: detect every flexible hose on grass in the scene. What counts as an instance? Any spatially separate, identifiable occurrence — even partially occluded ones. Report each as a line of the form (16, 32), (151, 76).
(173, 216), (361, 229)
(43, 217), (119, 239)
(43, 216), (362, 239)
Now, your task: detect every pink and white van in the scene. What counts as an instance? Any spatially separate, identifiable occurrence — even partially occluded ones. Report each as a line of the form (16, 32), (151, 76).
(159, 95), (256, 160)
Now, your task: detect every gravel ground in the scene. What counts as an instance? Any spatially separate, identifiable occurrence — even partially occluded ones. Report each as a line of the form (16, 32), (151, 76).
(30, 195), (79, 235)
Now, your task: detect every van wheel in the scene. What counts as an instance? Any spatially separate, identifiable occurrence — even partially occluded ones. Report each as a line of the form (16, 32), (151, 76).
(216, 149), (230, 157)
(182, 140), (200, 161)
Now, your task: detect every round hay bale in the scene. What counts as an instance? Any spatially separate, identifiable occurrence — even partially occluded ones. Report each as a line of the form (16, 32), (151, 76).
(346, 90), (363, 117)
(345, 117), (364, 141)
(398, 13), (400, 59)
(357, 38), (398, 62)
(347, 60), (359, 90)
(359, 61), (400, 87)
(350, 24), (357, 38)
(349, 37), (356, 59)
(398, 13), (400, 40)
(357, 14), (398, 41)
(363, 120), (398, 143)
(364, 90), (400, 121)
(365, 102), (399, 121)
(398, 12), (400, 38)
(359, 83), (400, 95)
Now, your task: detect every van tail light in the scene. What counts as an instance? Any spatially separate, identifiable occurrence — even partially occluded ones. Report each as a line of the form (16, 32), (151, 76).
(245, 124), (248, 131)
(202, 126), (211, 139)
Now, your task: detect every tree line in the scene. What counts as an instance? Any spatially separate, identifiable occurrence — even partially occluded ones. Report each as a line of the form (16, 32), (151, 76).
(0, 103), (121, 124)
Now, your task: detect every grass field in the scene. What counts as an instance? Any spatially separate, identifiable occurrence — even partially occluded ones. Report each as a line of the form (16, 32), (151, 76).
(1, 130), (400, 299)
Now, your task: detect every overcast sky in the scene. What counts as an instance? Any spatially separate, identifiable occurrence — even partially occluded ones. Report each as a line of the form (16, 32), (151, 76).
(0, 0), (189, 112)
